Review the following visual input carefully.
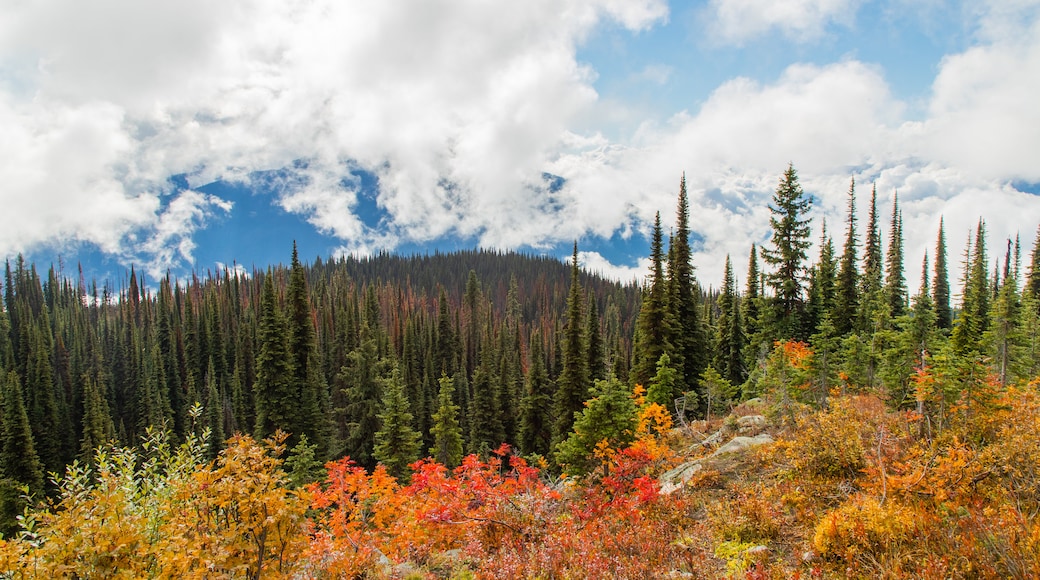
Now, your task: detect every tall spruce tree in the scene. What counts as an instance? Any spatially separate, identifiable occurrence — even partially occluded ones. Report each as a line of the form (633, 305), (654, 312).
(253, 272), (295, 441)
(761, 163), (813, 340)
(520, 331), (553, 458)
(884, 194), (907, 318)
(286, 242), (328, 455)
(859, 184), (884, 331)
(806, 222), (836, 338)
(633, 213), (674, 386)
(1, 371), (44, 494)
(932, 217), (953, 330)
(552, 243), (589, 446)
(953, 221), (990, 354)
(1025, 224), (1040, 309)
(667, 175), (709, 401)
(714, 256), (746, 386)
(743, 244), (763, 363)
(834, 179), (859, 335)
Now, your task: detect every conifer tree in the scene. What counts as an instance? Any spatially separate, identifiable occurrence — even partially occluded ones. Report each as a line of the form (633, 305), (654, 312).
(859, 184), (884, 331)
(80, 368), (115, 459)
(469, 352), (504, 454)
(520, 331), (553, 458)
(633, 213), (673, 386)
(203, 357), (225, 459)
(806, 222), (836, 338)
(885, 194), (907, 318)
(430, 375), (464, 468)
(761, 164), (813, 340)
(932, 218), (953, 330)
(585, 297), (606, 382)
(1025, 224), (1040, 309)
(253, 272), (295, 441)
(953, 221), (990, 354)
(374, 366), (422, 481)
(1, 371), (44, 493)
(991, 237), (1022, 386)
(666, 175), (709, 399)
(714, 256), (746, 386)
(555, 376), (637, 475)
(834, 179), (859, 335)
(552, 243), (589, 445)
(339, 330), (383, 469)
(646, 353), (678, 411)
(743, 244), (763, 362)
(286, 242), (328, 455)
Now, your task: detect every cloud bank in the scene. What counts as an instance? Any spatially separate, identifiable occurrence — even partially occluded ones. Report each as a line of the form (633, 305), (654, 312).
(0, 0), (1038, 289)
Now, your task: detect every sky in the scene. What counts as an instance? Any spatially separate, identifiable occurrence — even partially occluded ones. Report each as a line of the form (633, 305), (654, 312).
(2, 0), (1040, 292)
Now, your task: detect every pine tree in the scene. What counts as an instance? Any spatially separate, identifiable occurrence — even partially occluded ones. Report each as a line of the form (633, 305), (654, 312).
(253, 272), (295, 441)
(430, 375), (464, 468)
(374, 365), (422, 481)
(833, 179), (859, 335)
(932, 218), (953, 330)
(519, 331), (553, 458)
(552, 243), (589, 445)
(991, 237), (1022, 386)
(1, 371), (44, 493)
(884, 193), (907, 318)
(761, 163), (813, 340)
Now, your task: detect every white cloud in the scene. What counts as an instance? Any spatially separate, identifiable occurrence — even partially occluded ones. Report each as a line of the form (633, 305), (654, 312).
(702, 0), (864, 45)
(0, 0), (668, 269)
(577, 251), (649, 283)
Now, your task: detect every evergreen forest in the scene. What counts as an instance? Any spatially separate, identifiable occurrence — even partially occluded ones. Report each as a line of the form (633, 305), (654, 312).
(2, 165), (1040, 578)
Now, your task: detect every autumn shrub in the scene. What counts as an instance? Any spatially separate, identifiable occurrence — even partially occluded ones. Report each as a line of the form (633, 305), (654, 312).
(812, 494), (919, 571)
(784, 396), (879, 479)
(0, 428), (309, 579)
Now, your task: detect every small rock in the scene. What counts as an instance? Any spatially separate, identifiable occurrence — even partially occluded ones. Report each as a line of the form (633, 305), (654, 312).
(736, 414), (767, 433)
(711, 433), (774, 458)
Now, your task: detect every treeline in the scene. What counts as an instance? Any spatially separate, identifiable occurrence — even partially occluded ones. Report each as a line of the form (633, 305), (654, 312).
(632, 166), (1040, 424)
(0, 247), (641, 523)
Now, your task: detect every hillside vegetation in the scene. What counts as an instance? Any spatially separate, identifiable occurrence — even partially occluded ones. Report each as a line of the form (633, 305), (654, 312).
(1, 166), (1040, 577)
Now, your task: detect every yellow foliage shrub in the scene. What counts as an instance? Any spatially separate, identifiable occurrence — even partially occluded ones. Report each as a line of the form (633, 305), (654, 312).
(812, 495), (916, 561)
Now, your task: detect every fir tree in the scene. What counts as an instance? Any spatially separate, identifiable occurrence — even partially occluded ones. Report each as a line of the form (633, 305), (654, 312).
(552, 243), (589, 446)
(932, 218), (953, 330)
(806, 222), (836, 338)
(519, 331), (553, 458)
(761, 163), (813, 340)
(470, 350), (504, 454)
(667, 175), (709, 401)
(743, 244), (763, 363)
(859, 184), (884, 331)
(253, 272), (295, 441)
(953, 221), (990, 354)
(833, 178), (859, 335)
(286, 242), (328, 455)
(554, 376), (636, 475)
(585, 297), (606, 382)
(1, 371), (44, 493)
(373, 366), (422, 481)
(430, 375), (464, 468)
(884, 194), (907, 318)
(633, 213), (674, 386)
(645, 353), (678, 411)
(714, 256), (746, 386)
